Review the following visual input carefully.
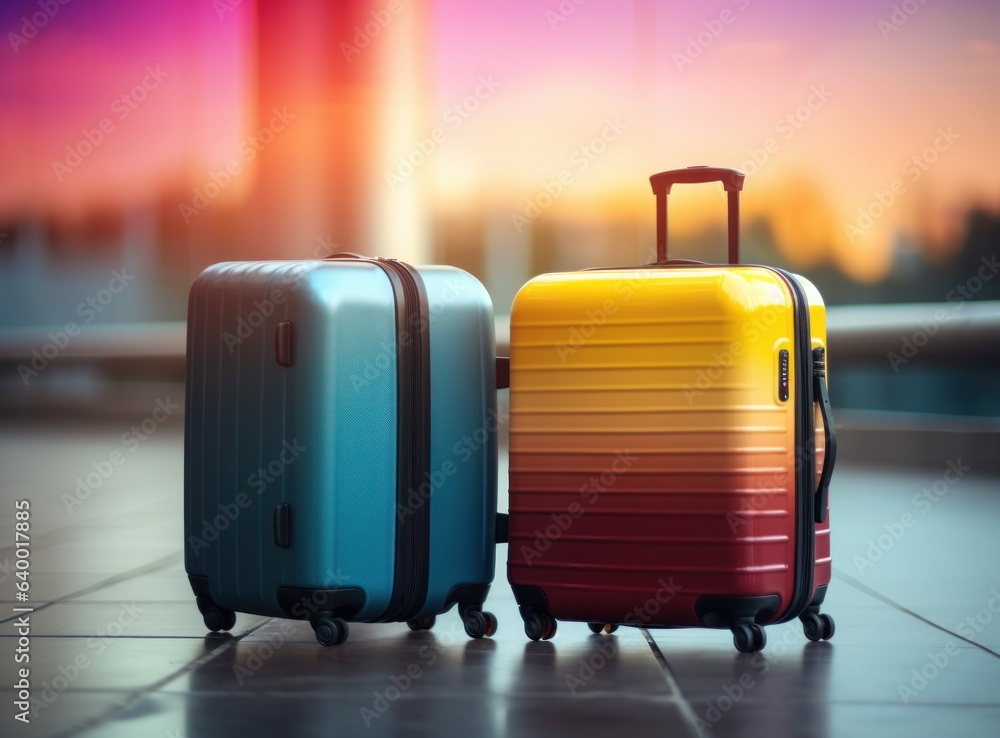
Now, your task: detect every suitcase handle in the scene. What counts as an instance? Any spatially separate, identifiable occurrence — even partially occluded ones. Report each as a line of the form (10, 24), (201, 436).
(496, 357), (510, 390)
(495, 512), (509, 544)
(648, 166), (745, 265)
(812, 348), (836, 524)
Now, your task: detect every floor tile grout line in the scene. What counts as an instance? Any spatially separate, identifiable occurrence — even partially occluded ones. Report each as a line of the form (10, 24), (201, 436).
(0, 600), (205, 606)
(832, 567), (1000, 659)
(0, 527), (155, 559)
(639, 628), (707, 737)
(0, 633), (273, 640)
(53, 617), (275, 738)
(0, 526), (110, 558)
(0, 552), (182, 625)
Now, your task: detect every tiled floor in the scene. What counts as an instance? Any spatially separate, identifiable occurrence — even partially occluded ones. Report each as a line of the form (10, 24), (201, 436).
(1, 416), (998, 737)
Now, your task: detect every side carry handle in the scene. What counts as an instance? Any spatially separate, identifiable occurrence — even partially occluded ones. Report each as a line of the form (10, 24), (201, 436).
(812, 348), (837, 524)
(495, 513), (509, 544)
(494, 356), (510, 544)
(648, 165), (745, 266)
(496, 356), (509, 390)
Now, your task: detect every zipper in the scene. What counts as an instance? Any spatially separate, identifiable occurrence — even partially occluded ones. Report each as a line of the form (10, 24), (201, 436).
(373, 259), (431, 622)
(768, 268), (816, 623)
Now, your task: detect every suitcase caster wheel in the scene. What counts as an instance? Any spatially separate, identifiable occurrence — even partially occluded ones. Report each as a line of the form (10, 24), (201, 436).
(202, 605), (236, 633)
(733, 623), (765, 653)
(588, 623), (619, 635)
(819, 613), (835, 640)
(407, 616), (436, 631)
(802, 612), (824, 642)
(314, 617), (349, 646)
(483, 612), (498, 637)
(803, 612), (835, 641)
(465, 611), (497, 639)
(525, 613), (557, 641)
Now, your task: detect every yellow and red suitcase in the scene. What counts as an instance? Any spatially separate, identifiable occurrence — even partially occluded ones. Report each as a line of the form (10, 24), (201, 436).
(506, 166), (836, 652)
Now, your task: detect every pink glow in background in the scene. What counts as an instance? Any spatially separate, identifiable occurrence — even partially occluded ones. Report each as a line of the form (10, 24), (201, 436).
(1, 0), (998, 284)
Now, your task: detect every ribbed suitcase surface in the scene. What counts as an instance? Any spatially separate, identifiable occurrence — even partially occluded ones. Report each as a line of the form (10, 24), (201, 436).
(184, 259), (500, 644)
(506, 167), (836, 651)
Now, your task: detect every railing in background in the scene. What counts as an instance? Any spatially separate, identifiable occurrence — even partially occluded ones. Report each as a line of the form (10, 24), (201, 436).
(1, 303), (998, 471)
(824, 302), (1000, 473)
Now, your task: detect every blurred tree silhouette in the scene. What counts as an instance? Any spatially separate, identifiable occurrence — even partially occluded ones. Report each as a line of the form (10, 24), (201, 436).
(746, 207), (1000, 306)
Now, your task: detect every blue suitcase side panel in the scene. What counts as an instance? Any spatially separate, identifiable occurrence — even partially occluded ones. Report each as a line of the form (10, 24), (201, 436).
(186, 262), (273, 611)
(185, 262), (399, 621)
(232, 263), (281, 614)
(286, 263), (398, 620)
(187, 262), (309, 616)
(417, 267), (497, 617)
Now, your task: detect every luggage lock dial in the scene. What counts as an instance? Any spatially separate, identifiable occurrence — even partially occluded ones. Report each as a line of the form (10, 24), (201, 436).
(778, 349), (790, 402)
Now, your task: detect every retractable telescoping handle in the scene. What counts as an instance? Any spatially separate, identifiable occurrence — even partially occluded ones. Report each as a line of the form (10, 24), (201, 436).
(648, 166), (745, 265)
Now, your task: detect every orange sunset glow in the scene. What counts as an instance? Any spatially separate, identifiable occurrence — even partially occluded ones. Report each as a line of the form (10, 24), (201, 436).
(1, 0), (999, 312)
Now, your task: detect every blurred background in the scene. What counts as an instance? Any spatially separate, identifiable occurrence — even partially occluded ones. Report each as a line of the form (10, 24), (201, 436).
(1, 0), (998, 430)
(0, 5), (999, 736)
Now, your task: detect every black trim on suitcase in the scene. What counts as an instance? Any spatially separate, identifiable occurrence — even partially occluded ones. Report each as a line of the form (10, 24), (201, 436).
(510, 584), (551, 616)
(444, 583), (493, 619)
(695, 595), (780, 628)
(187, 575), (369, 623)
(809, 583), (829, 608)
(188, 574), (212, 600)
(369, 259), (432, 624)
(770, 269), (816, 625)
(494, 512), (509, 544)
(277, 587), (367, 620)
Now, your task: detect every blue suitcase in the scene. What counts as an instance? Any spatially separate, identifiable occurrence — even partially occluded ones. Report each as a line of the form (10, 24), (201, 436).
(184, 255), (502, 645)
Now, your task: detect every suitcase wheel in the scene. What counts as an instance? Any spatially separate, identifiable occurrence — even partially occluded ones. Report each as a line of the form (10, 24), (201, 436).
(313, 616), (349, 647)
(198, 598), (237, 634)
(821, 614), (835, 640)
(524, 612), (557, 642)
(464, 611), (498, 639)
(587, 623), (619, 635)
(406, 616), (437, 632)
(484, 612), (498, 637)
(732, 623), (766, 653)
(801, 612), (835, 642)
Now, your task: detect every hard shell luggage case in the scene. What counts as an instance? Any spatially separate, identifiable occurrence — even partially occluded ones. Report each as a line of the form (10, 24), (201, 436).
(184, 255), (502, 645)
(506, 167), (837, 652)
